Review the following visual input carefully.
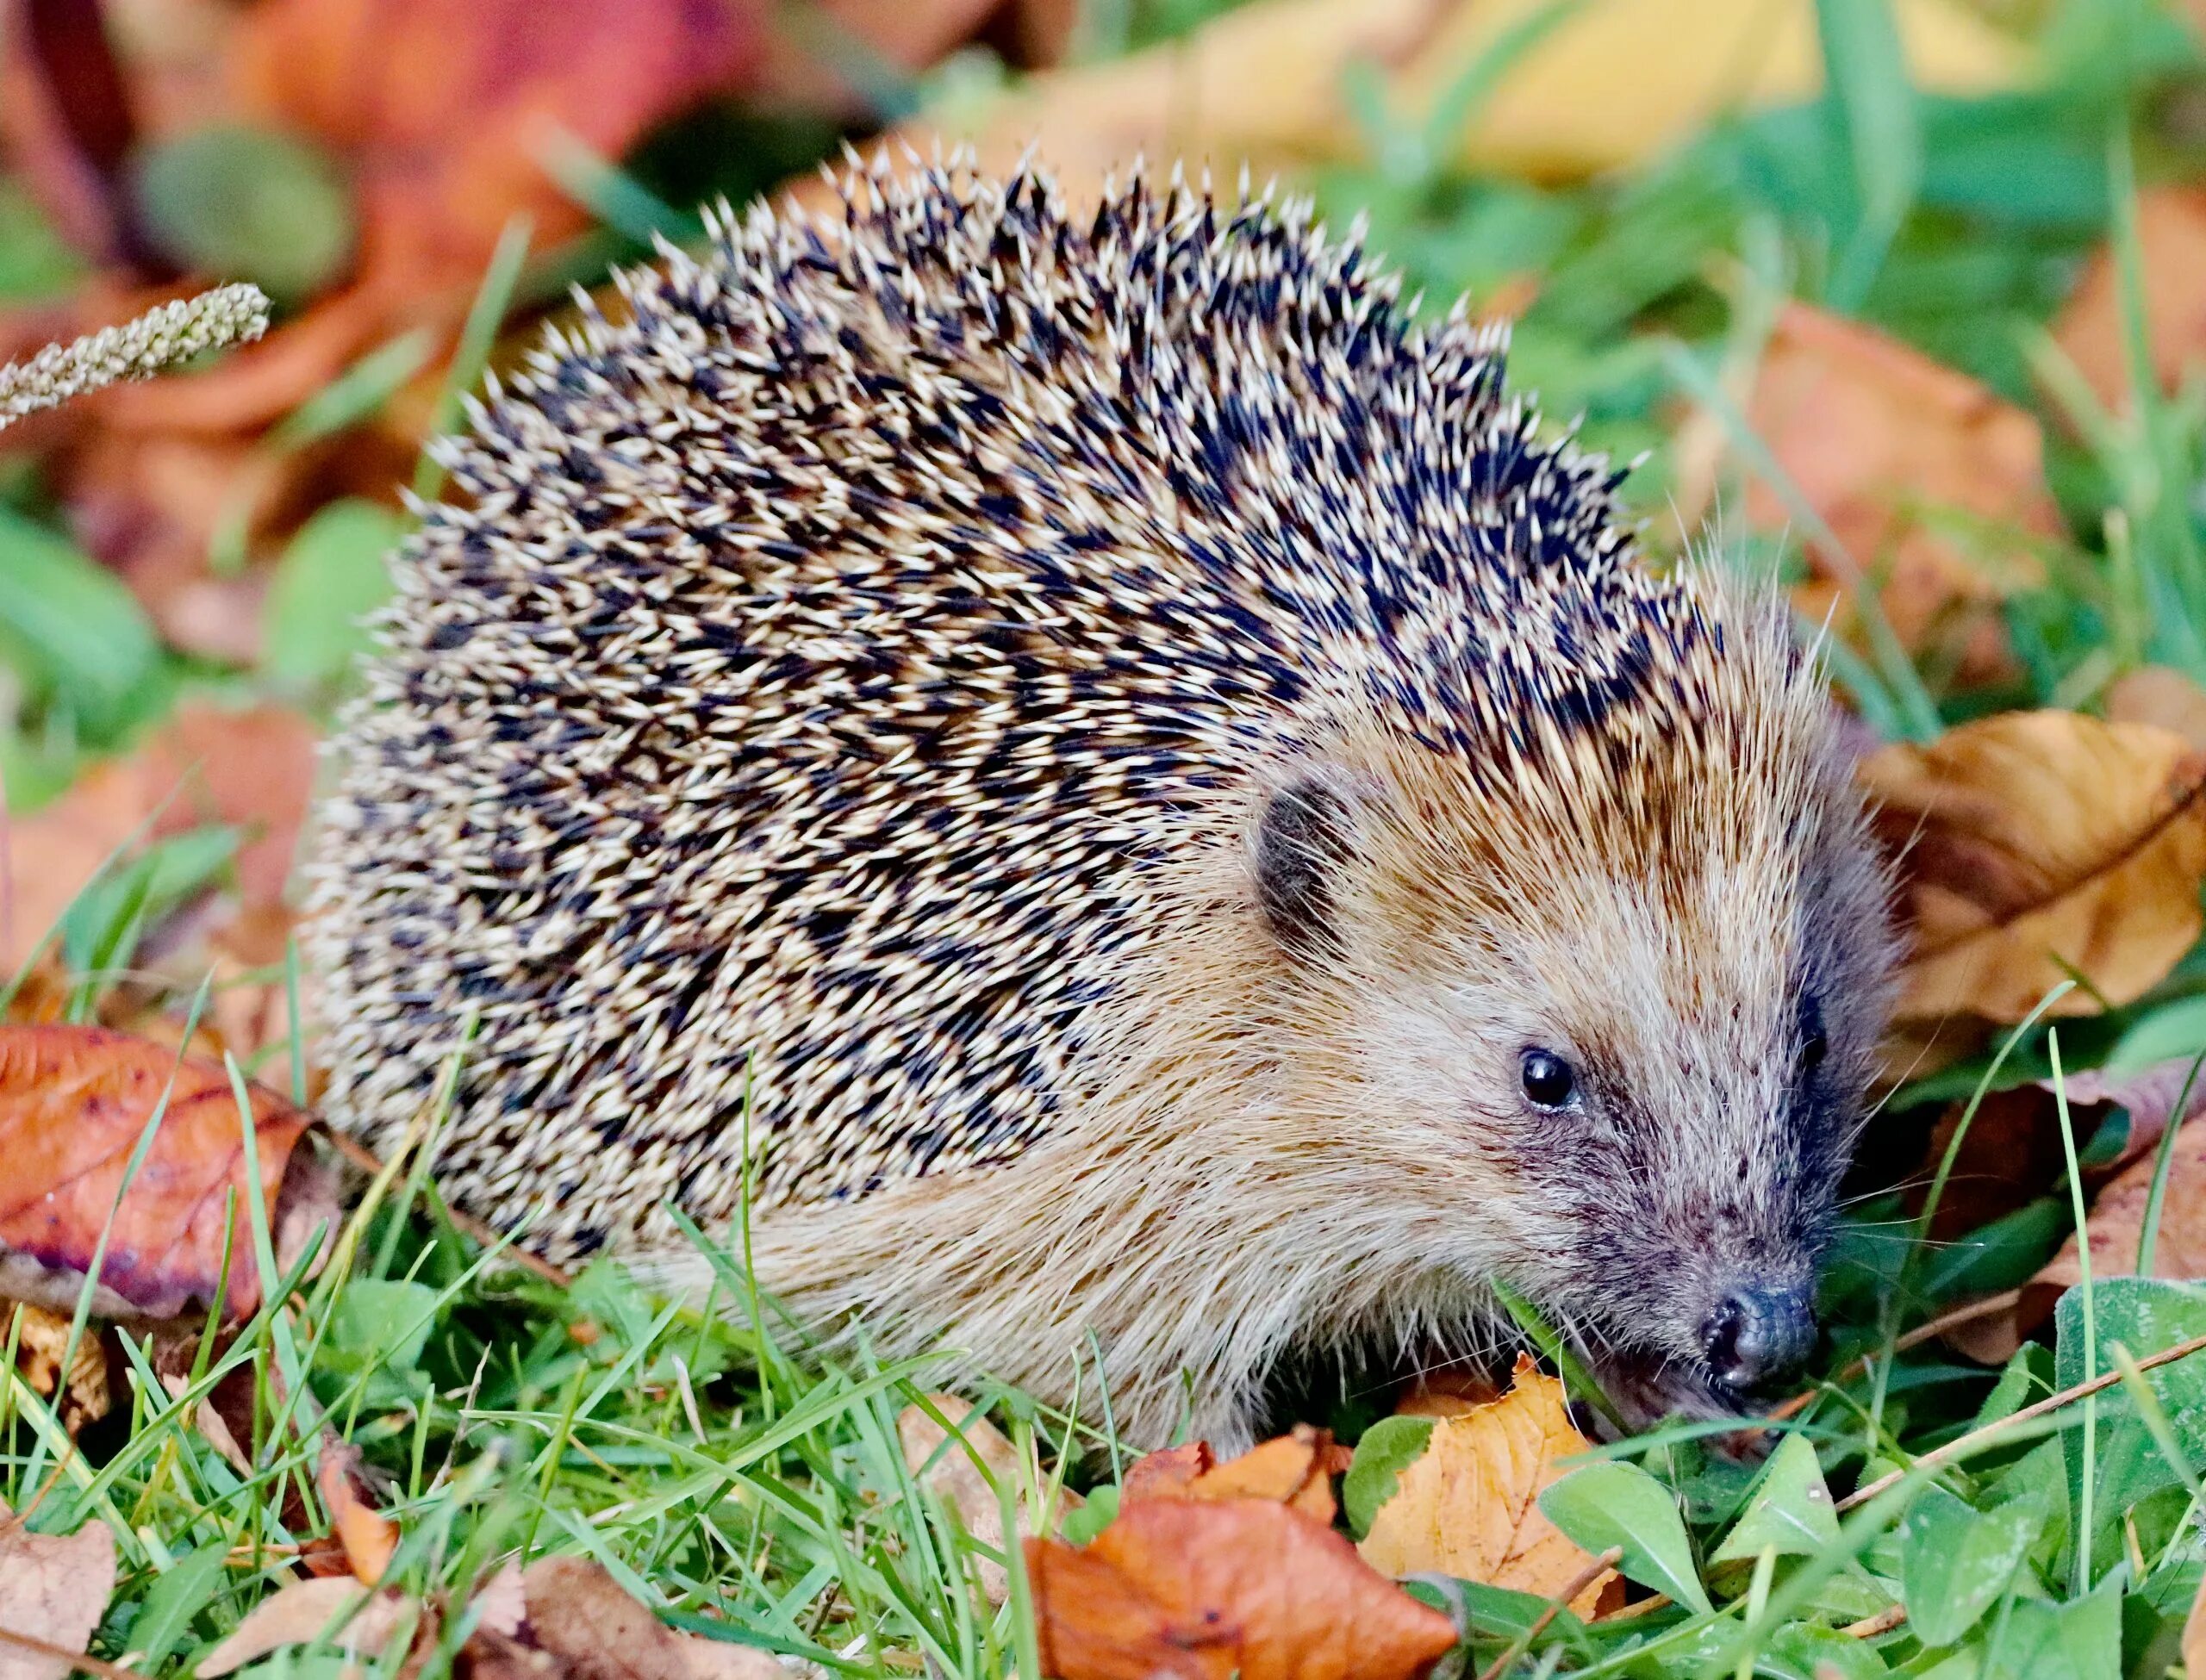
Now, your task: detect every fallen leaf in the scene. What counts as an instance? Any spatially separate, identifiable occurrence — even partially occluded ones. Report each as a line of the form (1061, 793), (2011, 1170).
(835, 0), (2024, 211)
(2052, 188), (2206, 414)
(0, 1024), (337, 1320)
(1185, 1425), (1351, 1525)
(321, 1441), (400, 1585)
(2108, 666), (2206, 752)
(197, 1577), (422, 1677)
(1356, 1354), (1619, 1619)
(517, 1554), (788, 1680)
(232, 0), (760, 302)
(8, 1304), (109, 1433)
(1393, 1368), (1502, 1418)
(1121, 1440), (1213, 1501)
(1860, 711), (2206, 1024)
(1748, 303), (2056, 688)
(0, 700), (320, 974)
(0, 1499), (116, 1680)
(898, 1393), (1081, 1602)
(153, 1325), (256, 1474)
(1027, 1496), (1458, 1680)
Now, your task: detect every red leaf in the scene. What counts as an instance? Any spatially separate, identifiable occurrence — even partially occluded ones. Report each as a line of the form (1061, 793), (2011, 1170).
(0, 1025), (335, 1320)
(1026, 1498), (1459, 1680)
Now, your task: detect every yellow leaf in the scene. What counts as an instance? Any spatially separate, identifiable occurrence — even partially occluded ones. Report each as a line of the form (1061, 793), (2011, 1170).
(1356, 1355), (1617, 1617)
(832, 0), (2029, 210)
(1860, 712), (2206, 1024)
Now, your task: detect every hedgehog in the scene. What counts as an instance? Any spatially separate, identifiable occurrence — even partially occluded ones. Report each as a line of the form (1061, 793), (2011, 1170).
(306, 159), (1898, 1449)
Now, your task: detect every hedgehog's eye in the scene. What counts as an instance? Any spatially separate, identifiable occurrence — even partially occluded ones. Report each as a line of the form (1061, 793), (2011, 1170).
(1519, 1048), (1578, 1110)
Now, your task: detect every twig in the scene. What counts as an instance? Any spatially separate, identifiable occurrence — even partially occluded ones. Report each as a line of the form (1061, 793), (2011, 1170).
(319, 1129), (571, 1288)
(1839, 1603), (1907, 1638)
(0, 1622), (140, 1680)
(1474, 1546), (1623, 1680)
(0, 284), (269, 431)
(1762, 1289), (2025, 1424)
(1837, 1327), (2206, 1512)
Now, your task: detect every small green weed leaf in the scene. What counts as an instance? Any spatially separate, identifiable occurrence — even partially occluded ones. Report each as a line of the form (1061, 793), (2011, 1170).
(1973, 1343), (2055, 1430)
(1343, 1415), (1435, 1540)
(1536, 1460), (1711, 1613)
(61, 826), (240, 985)
(126, 1539), (227, 1665)
(1058, 1484), (1116, 1546)
(1898, 1483), (2041, 1647)
(2107, 993), (2206, 1072)
(1764, 1620), (1890, 1680)
(319, 1280), (439, 1378)
(264, 500), (406, 692)
(131, 126), (354, 306)
(2053, 1277), (2206, 1565)
(1985, 1587), (2120, 1680)
(1710, 1433), (1837, 1564)
(1400, 1574), (1594, 1665)
(0, 506), (161, 740)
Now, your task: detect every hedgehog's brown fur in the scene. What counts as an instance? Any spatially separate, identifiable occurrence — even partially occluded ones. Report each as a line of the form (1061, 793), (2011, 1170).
(308, 159), (1896, 1447)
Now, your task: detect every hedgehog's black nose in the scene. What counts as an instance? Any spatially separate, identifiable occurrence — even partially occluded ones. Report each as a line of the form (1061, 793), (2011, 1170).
(1699, 1285), (1817, 1391)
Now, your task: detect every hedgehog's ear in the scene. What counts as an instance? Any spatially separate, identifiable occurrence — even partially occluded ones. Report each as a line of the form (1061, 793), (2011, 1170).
(1253, 769), (1368, 961)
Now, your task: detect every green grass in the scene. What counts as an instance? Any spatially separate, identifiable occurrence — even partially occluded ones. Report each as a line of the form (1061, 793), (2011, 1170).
(17, 0), (2206, 1675)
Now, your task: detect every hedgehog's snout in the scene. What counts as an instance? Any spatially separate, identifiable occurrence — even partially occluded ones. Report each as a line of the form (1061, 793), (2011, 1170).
(1698, 1282), (1817, 1392)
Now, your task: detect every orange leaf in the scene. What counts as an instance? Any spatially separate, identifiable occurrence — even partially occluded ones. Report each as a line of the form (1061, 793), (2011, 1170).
(1860, 711), (2206, 1024)
(0, 1025), (335, 1320)
(2052, 188), (2206, 414)
(233, 0), (761, 300)
(319, 1444), (400, 1586)
(1185, 1425), (1350, 1524)
(1121, 1440), (1214, 1501)
(1746, 302), (2054, 688)
(1355, 1355), (1618, 1619)
(1026, 1497), (1458, 1680)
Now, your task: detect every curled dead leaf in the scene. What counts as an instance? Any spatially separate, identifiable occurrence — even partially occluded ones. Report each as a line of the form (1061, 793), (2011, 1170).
(8, 1304), (109, 1434)
(0, 1499), (116, 1680)
(1952, 1113), (2206, 1364)
(1027, 1496), (1458, 1680)
(1182, 1425), (1351, 1525)
(0, 1025), (337, 1322)
(1356, 1355), (1620, 1619)
(320, 1441), (400, 1585)
(1121, 1441), (1213, 1501)
(1860, 711), (2206, 1024)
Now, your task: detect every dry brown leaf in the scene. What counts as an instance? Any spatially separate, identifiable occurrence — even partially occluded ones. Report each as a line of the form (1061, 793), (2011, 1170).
(320, 1441), (400, 1585)
(2052, 188), (2206, 414)
(0, 1499), (116, 1680)
(2108, 666), (2206, 752)
(1356, 1354), (1619, 1619)
(1121, 1440), (1214, 1501)
(1860, 711), (2206, 1024)
(1185, 1425), (1352, 1525)
(231, 0), (760, 302)
(898, 1393), (1081, 1602)
(197, 1578), (422, 1677)
(516, 1554), (788, 1680)
(0, 700), (319, 975)
(1748, 303), (2055, 688)
(0, 1025), (336, 1321)
(8, 1304), (109, 1433)
(1027, 1496), (1458, 1680)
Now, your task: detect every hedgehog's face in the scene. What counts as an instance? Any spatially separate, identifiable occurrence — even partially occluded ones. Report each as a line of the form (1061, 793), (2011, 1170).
(1252, 690), (1896, 1424)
